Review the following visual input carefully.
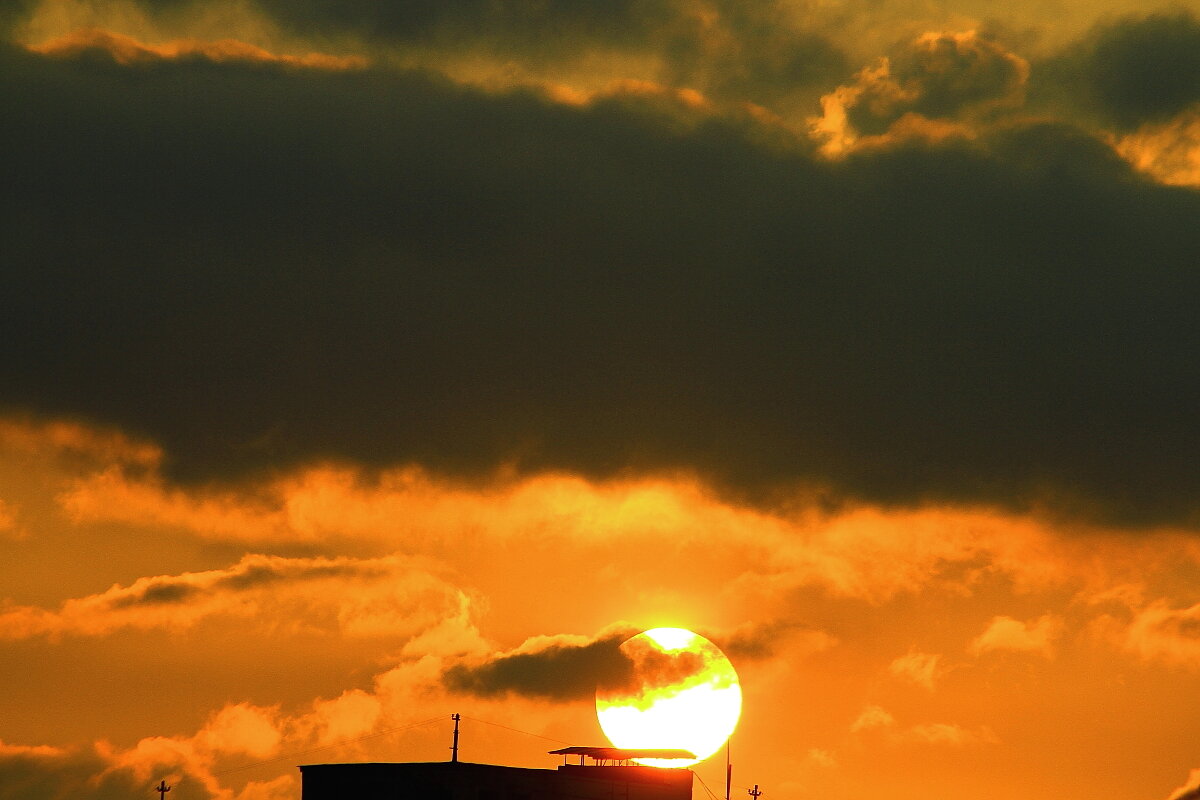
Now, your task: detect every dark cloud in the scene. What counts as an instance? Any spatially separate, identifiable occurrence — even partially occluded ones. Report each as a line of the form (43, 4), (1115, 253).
(444, 630), (638, 700)
(1031, 11), (1200, 130)
(0, 1), (35, 37)
(444, 628), (714, 701)
(608, 635), (708, 696)
(1087, 11), (1200, 128)
(110, 582), (200, 608)
(839, 30), (1028, 137)
(105, 558), (385, 610)
(3, 40), (1200, 527)
(39, 0), (848, 108)
(1175, 785), (1200, 800)
(650, 0), (850, 109)
(215, 561), (380, 592)
(0, 746), (202, 800)
(258, 0), (676, 53)
(713, 620), (815, 660)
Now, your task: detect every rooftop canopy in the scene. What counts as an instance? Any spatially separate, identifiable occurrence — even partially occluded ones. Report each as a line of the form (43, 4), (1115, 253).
(548, 747), (697, 765)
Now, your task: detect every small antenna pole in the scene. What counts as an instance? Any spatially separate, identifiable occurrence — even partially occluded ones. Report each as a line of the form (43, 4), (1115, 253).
(450, 713), (461, 763)
(155, 780), (172, 800)
(748, 785), (762, 800)
(725, 742), (731, 800)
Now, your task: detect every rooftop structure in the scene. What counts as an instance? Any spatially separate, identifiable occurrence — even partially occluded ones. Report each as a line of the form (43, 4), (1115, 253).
(300, 759), (695, 800)
(548, 747), (697, 766)
(300, 749), (695, 800)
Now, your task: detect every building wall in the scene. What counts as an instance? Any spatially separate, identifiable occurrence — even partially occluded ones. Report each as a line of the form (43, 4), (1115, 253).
(299, 761), (694, 800)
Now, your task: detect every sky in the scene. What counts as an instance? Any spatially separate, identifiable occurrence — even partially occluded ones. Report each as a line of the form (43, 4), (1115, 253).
(2, 0), (1200, 798)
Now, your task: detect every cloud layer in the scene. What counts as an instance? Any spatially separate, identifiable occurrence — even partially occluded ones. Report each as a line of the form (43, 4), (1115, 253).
(3, 13), (1200, 527)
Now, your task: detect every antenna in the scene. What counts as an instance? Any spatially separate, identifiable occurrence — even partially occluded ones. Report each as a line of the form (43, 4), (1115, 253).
(725, 742), (731, 800)
(451, 713), (461, 763)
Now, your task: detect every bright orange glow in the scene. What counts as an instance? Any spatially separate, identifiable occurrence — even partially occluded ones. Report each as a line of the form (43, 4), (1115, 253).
(596, 627), (741, 767)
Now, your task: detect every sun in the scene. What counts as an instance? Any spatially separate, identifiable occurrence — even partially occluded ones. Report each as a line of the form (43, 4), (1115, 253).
(596, 627), (742, 767)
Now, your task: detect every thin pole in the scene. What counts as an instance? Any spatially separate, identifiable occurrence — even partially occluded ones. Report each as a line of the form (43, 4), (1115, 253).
(450, 713), (461, 763)
(725, 742), (731, 800)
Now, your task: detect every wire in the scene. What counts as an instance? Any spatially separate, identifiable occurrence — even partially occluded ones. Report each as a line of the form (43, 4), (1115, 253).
(212, 714), (446, 777)
(692, 770), (722, 800)
(459, 715), (574, 746)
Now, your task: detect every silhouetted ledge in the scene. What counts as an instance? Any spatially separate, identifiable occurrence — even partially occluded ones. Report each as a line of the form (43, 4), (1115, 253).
(299, 760), (694, 800)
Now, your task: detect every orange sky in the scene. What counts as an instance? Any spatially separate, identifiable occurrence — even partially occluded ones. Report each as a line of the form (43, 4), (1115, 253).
(5, 0), (1200, 798)
(3, 414), (1200, 800)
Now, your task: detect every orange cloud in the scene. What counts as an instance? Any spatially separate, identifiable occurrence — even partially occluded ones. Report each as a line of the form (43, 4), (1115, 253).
(198, 704), (283, 760)
(888, 650), (942, 689)
(1121, 600), (1200, 667)
(0, 553), (471, 641)
(50, 430), (1169, 608)
(811, 30), (1028, 156)
(1116, 105), (1200, 187)
(97, 702), (285, 798)
(303, 690), (384, 747)
(28, 27), (366, 70)
(1168, 768), (1200, 800)
(969, 614), (1064, 658)
(0, 415), (160, 467)
(851, 704), (896, 732)
(850, 708), (996, 747)
(0, 740), (66, 757)
(0, 499), (22, 540)
(904, 722), (998, 746)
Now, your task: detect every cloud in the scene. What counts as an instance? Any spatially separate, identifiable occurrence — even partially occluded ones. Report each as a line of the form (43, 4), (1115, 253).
(969, 614), (1063, 657)
(1168, 769), (1200, 800)
(11, 0), (848, 115)
(0, 725), (293, 800)
(1121, 600), (1200, 667)
(851, 704), (896, 732)
(0, 415), (160, 467)
(0, 553), (471, 641)
(195, 704), (282, 760)
(96, 702), (290, 799)
(812, 30), (1028, 154)
(28, 27), (366, 69)
(0, 498), (21, 540)
(0, 740), (65, 758)
(1115, 106), (1200, 187)
(848, 708), (996, 746)
(4, 22), (1200, 530)
(1084, 12), (1200, 129)
(716, 619), (838, 661)
(31, 419), (1169, 606)
(302, 690), (384, 747)
(0, 742), (146, 800)
(227, 0), (849, 104)
(903, 722), (998, 746)
(443, 627), (642, 701)
(888, 650), (942, 689)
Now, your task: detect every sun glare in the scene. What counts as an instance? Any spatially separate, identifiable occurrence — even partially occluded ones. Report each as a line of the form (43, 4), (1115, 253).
(596, 627), (741, 767)
(644, 627), (698, 651)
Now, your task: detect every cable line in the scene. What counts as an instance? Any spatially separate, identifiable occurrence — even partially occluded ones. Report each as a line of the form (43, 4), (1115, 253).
(692, 770), (722, 800)
(212, 714), (446, 777)
(459, 715), (574, 746)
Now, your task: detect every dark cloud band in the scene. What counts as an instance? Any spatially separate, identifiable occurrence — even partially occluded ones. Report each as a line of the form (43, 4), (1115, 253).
(443, 631), (638, 700)
(3, 38), (1200, 527)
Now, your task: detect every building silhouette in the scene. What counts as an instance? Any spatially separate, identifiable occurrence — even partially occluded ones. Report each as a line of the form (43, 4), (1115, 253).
(300, 747), (695, 800)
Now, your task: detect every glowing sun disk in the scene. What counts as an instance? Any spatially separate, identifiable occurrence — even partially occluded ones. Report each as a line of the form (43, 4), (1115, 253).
(596, 627), (741, 767)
